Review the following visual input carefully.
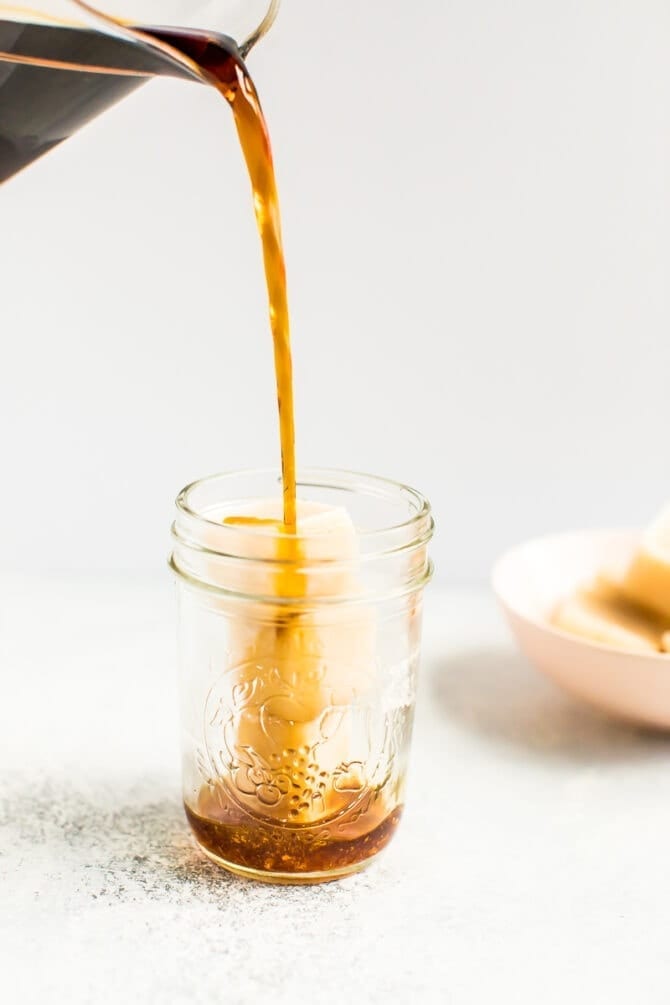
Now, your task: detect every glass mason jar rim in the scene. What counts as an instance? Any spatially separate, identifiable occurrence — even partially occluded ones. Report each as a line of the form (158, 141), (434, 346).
(170, 467), (434, 607)
(175, 466), (432, 541)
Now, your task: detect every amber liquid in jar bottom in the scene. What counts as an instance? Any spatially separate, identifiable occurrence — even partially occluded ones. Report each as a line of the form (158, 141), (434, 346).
(185, 784), (403, 884)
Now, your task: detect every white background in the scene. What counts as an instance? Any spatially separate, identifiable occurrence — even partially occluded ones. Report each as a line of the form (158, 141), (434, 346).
(2, 0), (670, 582)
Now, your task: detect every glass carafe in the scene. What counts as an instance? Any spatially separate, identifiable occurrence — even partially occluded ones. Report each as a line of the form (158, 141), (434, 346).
(0, 1), (280, 180)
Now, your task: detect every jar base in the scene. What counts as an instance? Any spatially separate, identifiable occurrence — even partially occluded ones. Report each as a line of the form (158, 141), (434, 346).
(193, 837), (380, 885)
(184, 793), (403, 884)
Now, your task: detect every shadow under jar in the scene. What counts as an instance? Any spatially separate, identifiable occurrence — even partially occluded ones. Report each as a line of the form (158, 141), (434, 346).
(170, 468), (434, 884)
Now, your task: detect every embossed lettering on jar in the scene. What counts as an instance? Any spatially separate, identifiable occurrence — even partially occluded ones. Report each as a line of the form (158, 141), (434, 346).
(170, 469), (434, 884)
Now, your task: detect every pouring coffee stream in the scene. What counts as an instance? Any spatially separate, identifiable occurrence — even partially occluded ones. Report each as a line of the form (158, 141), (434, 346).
(0, 2), (297, 529)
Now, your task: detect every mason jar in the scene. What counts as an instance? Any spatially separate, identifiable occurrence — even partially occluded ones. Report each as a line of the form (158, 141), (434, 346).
(170, 468), (434, 884)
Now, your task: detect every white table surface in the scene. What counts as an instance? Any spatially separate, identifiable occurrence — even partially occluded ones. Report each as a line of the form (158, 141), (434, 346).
(2, 576), (669, 1004)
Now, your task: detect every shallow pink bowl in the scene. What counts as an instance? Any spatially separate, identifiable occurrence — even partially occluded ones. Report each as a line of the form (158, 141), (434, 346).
(492, 529), (670, 729)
